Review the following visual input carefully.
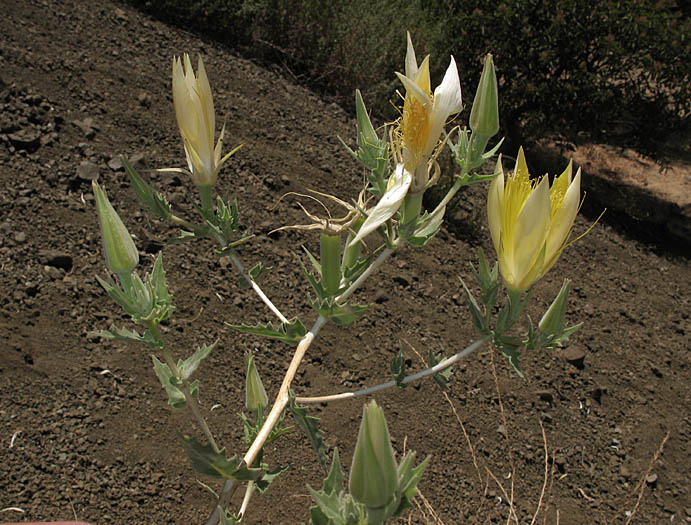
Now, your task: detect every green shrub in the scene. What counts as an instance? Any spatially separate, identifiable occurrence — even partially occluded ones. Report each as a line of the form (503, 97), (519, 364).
(128, 0), (689, 155)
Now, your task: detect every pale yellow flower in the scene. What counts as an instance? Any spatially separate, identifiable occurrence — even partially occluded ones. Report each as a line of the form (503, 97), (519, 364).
(171, 54), (239, 186)
(395, 32), (462, 192)
(487, 148), (582, 292)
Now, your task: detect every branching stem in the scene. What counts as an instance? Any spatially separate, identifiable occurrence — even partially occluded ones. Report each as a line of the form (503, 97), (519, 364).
(295, 335), (491, 404)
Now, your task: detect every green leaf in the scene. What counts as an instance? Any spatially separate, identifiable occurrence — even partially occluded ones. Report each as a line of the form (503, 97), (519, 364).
(390, 346), (407, 389)
(254, 463), (289, 494)
(179, 341), (216, 380)
(98, 325), (162, 348)
(179, 434), (263, 481)
(494, 335), (524, 378)
(391, 453), (430, 517)
(123, 158), (171, 221)
(473, 248), (499, 309)
(238, 262), (272, 289)
(217, 507), (241, 525)
(459, 277), (487, 334)
(310, 297), (369, 326)
(403, 206), (446, 247)
(289, 392), (328, 470)
(428, 351), (453, 391)
(152, 356), (187, 408)
(227, 318), (307, 345)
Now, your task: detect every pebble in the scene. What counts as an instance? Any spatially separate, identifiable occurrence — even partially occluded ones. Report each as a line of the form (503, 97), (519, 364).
(77, 160), (99, 181)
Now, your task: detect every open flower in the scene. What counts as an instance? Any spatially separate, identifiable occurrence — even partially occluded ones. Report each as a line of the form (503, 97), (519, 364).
(171, 54), (240, 186)
(395, 32), (462, 193)
(348, 34), (462, 247)
(487, 148), (582, 292)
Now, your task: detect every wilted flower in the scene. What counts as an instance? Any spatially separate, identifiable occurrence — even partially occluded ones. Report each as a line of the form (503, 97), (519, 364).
(93, 180), (139, 275)
(349, 400), (398, 509)
(171, 54), (239, 187)
(348, 163), (412, 246)
(395, 32), (462, 193)
(487, 148), (582, 292)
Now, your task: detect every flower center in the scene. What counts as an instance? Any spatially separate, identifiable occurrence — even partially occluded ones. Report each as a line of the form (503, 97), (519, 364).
(402, 93), (431, 159)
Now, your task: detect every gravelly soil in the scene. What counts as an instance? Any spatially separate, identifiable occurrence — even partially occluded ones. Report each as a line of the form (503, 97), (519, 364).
(1, 1), (689, 524)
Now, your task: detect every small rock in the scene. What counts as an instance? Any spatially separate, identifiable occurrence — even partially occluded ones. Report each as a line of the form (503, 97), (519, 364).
(108, 156), (124, 171)
(137, 92), (152, 108)
(646, 473), (658, 486)
(562, 346), (586, 369)
(38, 249), (73, 271)
(8, 129), (41, 152)
(14, 231), (26, 244)
(72, 117), (98, 139)
(114, 7), (128, 21)
(535, 389), (553, 403)
(77, 160), (99, 181)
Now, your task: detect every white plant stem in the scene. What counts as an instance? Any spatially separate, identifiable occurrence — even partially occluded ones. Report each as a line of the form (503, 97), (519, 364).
(209, 242), (398, 524)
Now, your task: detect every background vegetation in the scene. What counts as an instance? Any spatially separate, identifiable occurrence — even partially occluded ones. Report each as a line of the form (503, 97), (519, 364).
(129, 0), (689, 157)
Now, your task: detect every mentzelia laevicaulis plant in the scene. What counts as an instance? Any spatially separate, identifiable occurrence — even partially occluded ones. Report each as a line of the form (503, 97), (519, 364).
(171, 54), (240, 188)
(350, 33), (462, 245)
(487, 147), (582, 292)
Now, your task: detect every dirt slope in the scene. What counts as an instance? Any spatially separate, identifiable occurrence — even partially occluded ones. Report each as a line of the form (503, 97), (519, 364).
(1, 1), (689, 524)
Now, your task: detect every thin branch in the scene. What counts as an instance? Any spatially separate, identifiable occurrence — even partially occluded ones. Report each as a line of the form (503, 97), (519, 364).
(490, 351), (519, 524)
(404, 338), (484, 486)
(161, 346), (220, 454)
(238, 481), (254, 520)
(226, 250), (289, 324)
(530, 418), (550, 525)
(295, 336), (490, 404)
(609, 431), (670, 525)
(208, 242), (399, 524)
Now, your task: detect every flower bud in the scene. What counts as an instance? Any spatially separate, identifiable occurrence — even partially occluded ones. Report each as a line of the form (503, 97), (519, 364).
(320, 233), (342, 297)
(539, 279), (571, 336)
(355, 89), (378, 149)
(245, 354), (268, 412)
(469, 54), (499, 137)
(93, 180), (139, 275)
(349, 400), (398, 509)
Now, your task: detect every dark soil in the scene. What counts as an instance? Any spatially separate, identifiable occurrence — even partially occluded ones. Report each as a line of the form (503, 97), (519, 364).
(1, 1), (689, 524)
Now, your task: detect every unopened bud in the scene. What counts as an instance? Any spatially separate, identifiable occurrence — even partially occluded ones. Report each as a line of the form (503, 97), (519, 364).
(245, 353), (268, 411)
(469, 54), (499, 137)
(93, 180), (139, 275)
(349, 400), (398, 509)
(355, 89), (378, 148)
